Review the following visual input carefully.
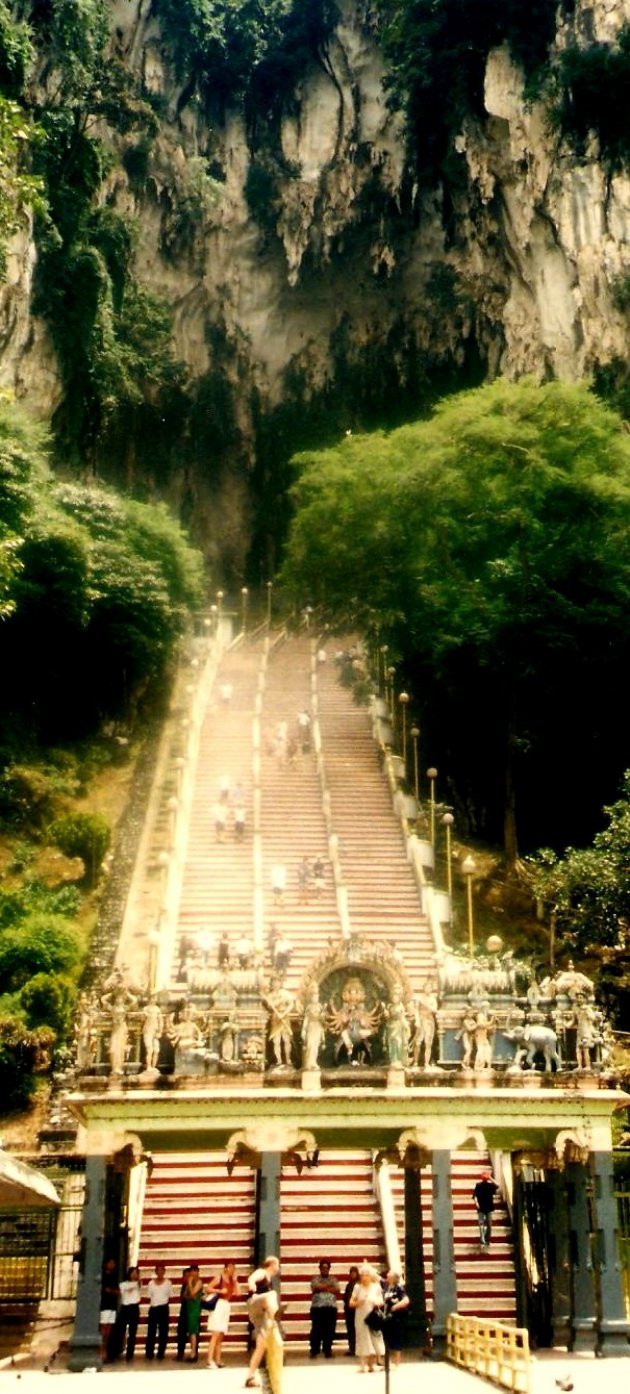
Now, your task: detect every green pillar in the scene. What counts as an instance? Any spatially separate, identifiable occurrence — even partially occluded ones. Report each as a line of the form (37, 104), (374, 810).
(68, 1154), (107, 1371)
(592, 1150), (630, 1356)
(256, 1153), (281, 1285)
(404, 1166), (427, 1348)
(566, 1161), (596, 1353)
(431, 1150), (457, 1355)
(548, 1168), (571, 1349)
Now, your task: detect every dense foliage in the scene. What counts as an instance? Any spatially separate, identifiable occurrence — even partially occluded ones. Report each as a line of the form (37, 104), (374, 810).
(555, 24), (630, 168)
(281, 381), (630, 862)
(0, 397), (204, 744)
(527, 773), (630, 1023)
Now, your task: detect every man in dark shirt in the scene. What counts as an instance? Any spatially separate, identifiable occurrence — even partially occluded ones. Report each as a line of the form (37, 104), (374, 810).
(472, 1170), (499, 1249)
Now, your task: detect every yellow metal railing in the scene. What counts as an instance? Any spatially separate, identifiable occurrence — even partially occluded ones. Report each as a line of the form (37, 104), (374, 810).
(446, 1313), (530, 1394)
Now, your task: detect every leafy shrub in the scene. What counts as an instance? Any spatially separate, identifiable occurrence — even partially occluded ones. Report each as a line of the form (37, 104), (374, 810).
(0, 881), (81, 929)
(8, 839), (36, 873)
(0, 765), (56, 829)
(0, 1015), (55, 1109)
(50, 812), (111, 885)
(0, 911), (83, 988)
(20, 972), (75, 1035)
(555, 27), (630, 169)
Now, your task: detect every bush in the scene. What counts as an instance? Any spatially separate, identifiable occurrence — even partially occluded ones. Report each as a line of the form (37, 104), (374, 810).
(20, 972), (75, 1036)
(50, 811), (111, 885)
(0, 765), (56, 829)
(0, 911), (84, 989)
(0, 1015), (55, 1109)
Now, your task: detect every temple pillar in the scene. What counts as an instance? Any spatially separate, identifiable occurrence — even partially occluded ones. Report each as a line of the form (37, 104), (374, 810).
(404, 1166), (427, 1349)
(256, 1152), (281, 1285)
(68, 1154), (107, 1371)
(431, 1150), (457, 1355)
(566, 1161), (596, 1352)
(592, 1150), (630, 1356)
(548, 1167), (571, 1349)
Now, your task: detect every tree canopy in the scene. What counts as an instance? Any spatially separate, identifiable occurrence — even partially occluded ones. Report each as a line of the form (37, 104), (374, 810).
(281, 380), (630, 860)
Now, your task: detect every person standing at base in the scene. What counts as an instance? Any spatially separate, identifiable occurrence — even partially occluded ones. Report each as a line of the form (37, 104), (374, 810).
(245, 1257), (282, 1391)
(176, 1265), (191, 1360)
(349, 1264), (385, 1373)
(145, 1261), (172, 1360)
(184, 1262), (205, 1362)
(99, 1256), (119, 1363)
(116, 1265), (141, 1362)
(383, 1270), (410, 1366)
(206, 1259), (241, 1368)
(472, 1169), (499, 1249)
(343, 1265), (360, 1356)
(309, 1258), (340, 1358)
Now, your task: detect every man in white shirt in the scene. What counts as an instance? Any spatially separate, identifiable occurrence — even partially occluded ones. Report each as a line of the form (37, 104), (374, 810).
(145, 1261), (172, 1360)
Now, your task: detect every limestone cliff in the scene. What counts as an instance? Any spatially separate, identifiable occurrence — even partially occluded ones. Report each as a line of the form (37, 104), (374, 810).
(2, 0), (630, 573)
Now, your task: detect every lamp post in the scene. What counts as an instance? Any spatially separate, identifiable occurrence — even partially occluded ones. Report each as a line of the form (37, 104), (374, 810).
(241, 586), (249, 633)
(210, 603), (217, 633)
(399, 691), (409, 769)
(427, 766), (438, 847)
(266, 580), (273, 628)
(387, 666), (396, 726)
(410, 726), (420, 802)
(380, 644), (388, 695)
(216, 590), (224, 629)
(461, 855), (477, 958)
(442, 812), (454, 906)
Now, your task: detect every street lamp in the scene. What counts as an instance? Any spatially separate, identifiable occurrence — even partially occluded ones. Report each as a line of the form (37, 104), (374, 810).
(387, 666), (396, 726)
(241, 586), (249, 633)
(380, 644), (388, 694)
(410, 726), (420, 802)
(442, 812), (454, 906)
(216, 590), (224, 627)
(427, 767), (438, 847)
(461, 855), (477, 958)
(399, 691), (409, 768)
(210, 603), (217, 632)
(266, 581), (273, 628)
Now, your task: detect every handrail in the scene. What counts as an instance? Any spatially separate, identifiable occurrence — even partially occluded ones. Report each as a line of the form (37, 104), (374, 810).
(373, 1157), (403, 1276)
(377, 736), (447, 964)
(446, 1313), (530, 1394)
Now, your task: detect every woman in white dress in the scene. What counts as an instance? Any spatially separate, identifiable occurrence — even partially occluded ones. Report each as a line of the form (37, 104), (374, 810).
(349, 1265), (385, 1372)
(206, 1260), (241, 1368)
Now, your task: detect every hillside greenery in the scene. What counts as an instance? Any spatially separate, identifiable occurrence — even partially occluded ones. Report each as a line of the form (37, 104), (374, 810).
(281, 380), (630, 866)
(0, 394), (204, 1108)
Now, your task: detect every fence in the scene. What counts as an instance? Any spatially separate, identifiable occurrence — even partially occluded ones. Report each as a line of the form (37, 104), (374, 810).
(0, 1162), (85, 1305)
(446, 1313), (530, 1393)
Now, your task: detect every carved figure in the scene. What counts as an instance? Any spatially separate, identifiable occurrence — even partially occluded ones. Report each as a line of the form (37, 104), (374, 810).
(76, 997), (97, 1071)
(169, 1000), (208, 1074)
(456, 1010), (478, 1070)
(574, 996), (599, 1070)
(301, 984), (325, 1070)
(219, 1013), (239, 1063)
(327, 976), (381, 1065)
(554, 960), (594, 1001)
(505, 1022), (560, 1073)
(472, 1009), (494, 1071)
(264, 984), (295, 1067)
(141, 997), (163, 1071)
(384, 989), (411, 1066)
(100, 972), (137, 1075)
(411, 988), (437, 1068)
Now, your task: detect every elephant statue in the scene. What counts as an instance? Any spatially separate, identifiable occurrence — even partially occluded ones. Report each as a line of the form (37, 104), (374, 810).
(504, 1023), (561, 1073)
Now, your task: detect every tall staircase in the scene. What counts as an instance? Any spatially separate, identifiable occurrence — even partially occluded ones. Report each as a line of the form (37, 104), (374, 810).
(135, 633), (517, 1352)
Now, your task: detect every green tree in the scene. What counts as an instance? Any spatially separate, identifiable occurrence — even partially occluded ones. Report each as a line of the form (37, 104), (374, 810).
(0, 1015), (55, 1109)
(0, 911), (84, 989)
(50, 811), (110, 886)
(281, 381), (630, 863)
(527, 772), (630, 1021)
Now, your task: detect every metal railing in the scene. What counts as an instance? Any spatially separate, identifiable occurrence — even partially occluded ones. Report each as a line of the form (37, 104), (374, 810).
(446, 1313), (530, 1393)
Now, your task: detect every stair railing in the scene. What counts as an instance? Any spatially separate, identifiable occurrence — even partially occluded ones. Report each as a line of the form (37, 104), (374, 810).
(253, 628), (291, 948)
(377, 740), (448, 962)
(373, 1156), (403, 1276)
(311, 639), (352, 940)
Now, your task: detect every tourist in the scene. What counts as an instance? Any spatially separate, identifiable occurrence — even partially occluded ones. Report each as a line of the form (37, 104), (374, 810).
(220, 681), (233, 707)
(99, 1256), (119, 1363)
(271, 864), (287, 907)
(273, 932), (292, 975)
(217, 932), (231, 968)
(309, 1258), (340, 1359)
(349, 1264), (385, 1373)
(312, 857), (326, 897)
(383, 1270), (410, 1366)
(205, 1259), (241, 1368)
(213, 800), (227, 843)
(145, 1261), (172, 1361)
(343, 1265), (360, 1356)
(472, 1169), (499, 1249)
(297, 856), (313, 903)
(176, 1265), (191, 1361)
(297, 708), (311, 753)
(116, 1265), (141, 1362)
(245, 1257), (282, 1389)
(235, 933), (254, 968)
(184, 1262), (205, 1362)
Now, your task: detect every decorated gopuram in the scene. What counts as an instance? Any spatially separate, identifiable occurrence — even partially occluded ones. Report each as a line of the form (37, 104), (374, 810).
(62, 630), (630, 1367)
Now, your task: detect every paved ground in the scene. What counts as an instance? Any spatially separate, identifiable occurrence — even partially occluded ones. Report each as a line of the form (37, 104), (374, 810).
(1, 1350), (629, 1394)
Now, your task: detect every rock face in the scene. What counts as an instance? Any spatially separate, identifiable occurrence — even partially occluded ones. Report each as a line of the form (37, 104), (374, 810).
(2, 0), (630, 566)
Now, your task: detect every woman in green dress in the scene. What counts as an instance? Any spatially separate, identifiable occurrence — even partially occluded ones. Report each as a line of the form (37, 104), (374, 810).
(185, 1264), (204, 1362)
